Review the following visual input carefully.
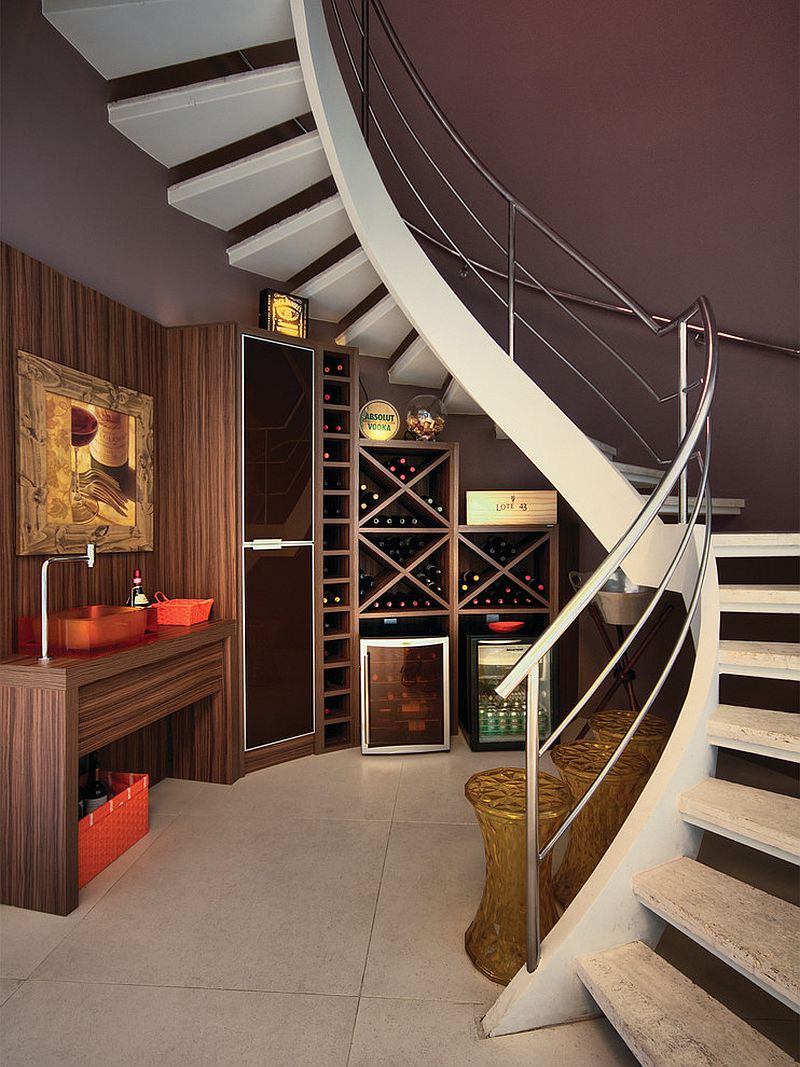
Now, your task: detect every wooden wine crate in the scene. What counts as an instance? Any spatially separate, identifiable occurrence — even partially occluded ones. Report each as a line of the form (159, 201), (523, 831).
(466, 490), (557, 526)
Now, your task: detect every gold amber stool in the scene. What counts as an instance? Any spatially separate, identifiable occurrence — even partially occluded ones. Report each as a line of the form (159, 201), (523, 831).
(551, 740), (649, 909)
(464, 767), (571, 985)
(589, 709), (670, 773)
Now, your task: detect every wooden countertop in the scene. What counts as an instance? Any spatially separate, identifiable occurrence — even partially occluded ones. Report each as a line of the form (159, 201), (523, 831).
(0, 619), (236, 689)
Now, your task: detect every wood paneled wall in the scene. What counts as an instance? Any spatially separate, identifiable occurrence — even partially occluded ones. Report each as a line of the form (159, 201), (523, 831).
(1, 244), (163, 658)
(1, 245), (243, 780)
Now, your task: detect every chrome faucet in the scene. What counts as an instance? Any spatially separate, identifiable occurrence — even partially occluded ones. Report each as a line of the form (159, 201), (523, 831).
(39, 544), (96, 663)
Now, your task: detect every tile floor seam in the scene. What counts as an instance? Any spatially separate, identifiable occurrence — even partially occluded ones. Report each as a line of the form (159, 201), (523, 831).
(345, 759), (407, 1067)
(17, 976), (362, 999)
(7, 811), (185, 983)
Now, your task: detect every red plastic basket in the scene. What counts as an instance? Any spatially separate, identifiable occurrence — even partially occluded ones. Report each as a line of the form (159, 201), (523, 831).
(152, 591), (214, 626)
(78, 772), (149, 889)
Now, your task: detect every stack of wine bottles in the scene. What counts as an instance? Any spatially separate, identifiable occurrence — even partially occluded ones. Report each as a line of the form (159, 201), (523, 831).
(359, 568), (376, 601)
(365, 514), (422, 527)
(368, 591), (434, 612)
(372, 535), (428, 565)
(480, 536), (518, 563)
(359, 483), (381, 513)
(383, 455), (419, 481)
(466, 582), (536, 607)
(413, 562), (443, 595)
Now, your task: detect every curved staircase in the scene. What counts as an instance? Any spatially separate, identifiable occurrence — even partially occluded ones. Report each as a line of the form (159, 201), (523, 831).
(44, 0), (798, 1059)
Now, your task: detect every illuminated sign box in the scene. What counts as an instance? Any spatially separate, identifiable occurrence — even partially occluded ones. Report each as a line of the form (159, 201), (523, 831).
(259, 289), (309, 338)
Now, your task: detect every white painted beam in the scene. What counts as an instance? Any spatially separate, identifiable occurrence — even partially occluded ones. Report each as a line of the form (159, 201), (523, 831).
(335, 294), (410, 358)
(388, 336), (448, 388)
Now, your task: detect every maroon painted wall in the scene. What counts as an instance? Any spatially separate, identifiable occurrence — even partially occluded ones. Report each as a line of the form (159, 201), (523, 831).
(0, 0), (264, 326)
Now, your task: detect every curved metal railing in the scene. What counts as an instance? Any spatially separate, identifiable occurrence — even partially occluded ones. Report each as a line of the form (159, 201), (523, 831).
(325, 0), (719, 971)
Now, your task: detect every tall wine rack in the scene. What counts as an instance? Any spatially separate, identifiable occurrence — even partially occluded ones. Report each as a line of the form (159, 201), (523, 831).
(357, 439), (460, 730)
(314, 345), (360, 753)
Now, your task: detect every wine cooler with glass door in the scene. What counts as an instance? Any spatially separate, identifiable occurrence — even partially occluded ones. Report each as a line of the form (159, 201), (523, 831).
(461, 635), (556, 751)
(360, 636), (450, 754)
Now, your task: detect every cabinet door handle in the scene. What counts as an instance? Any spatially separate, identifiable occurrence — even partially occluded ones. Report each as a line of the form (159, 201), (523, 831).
(249, 539), (283, 551)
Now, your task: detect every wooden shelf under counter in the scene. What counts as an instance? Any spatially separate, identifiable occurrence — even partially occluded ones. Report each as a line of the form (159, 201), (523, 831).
(0, 619), (237, 916)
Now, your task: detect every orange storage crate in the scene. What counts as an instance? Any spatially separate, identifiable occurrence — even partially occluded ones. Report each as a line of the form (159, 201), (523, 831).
(78, 772), (149, 889)
(152, 591), (214, 626)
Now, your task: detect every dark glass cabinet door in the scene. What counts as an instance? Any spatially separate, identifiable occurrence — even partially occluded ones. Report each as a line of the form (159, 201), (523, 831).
(243, 548), (313, 750)
(362, 638), (449, 752)
(243, 336), (313, 543)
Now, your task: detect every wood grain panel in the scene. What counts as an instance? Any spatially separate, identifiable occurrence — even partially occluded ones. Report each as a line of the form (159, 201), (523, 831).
(1, 244), (164, 659)
(96, 718), (172, 789)
(244, 732), (314, 773)
(162, 323), (242, 778)
(0, 684), (79, 914)
(78, 644), (224, 755)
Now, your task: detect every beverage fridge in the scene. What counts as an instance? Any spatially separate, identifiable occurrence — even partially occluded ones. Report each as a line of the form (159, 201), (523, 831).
(460, 635), (556, 751)
(241, 334), (315, 752)
(360, 636), (450, 754)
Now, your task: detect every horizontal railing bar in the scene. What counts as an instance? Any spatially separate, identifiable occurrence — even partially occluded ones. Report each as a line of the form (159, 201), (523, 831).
(540, 471), (713, 860)
(539, 444), (710, 755)
(404, 222), (799, 359)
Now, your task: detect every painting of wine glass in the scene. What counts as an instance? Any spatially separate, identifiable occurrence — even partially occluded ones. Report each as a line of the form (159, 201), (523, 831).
(16, 351), (153, 554)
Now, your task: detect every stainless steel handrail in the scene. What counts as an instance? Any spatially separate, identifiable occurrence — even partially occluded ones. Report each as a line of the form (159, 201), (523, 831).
(325, 0), (720, 975)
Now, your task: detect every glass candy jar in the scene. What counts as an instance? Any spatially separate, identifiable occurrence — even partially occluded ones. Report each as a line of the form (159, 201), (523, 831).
(406, 395), (446, 440)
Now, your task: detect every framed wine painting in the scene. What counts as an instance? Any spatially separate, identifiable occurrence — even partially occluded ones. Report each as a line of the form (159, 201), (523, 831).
(16, 351), (154, 554)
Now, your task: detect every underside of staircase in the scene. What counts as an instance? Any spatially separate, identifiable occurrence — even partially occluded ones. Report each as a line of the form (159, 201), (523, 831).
(44, 1), (797, 1060)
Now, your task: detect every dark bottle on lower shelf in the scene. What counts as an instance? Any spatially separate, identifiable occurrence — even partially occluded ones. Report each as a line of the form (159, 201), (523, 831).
(81, 752), (108, 815)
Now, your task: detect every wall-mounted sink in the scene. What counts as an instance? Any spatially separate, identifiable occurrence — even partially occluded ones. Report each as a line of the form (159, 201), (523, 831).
(33, 605), (148, 654)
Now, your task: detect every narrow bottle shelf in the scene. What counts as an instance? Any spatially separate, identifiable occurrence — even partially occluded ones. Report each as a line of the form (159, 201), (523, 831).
(359, 526), (446, 535)
(322, 712), (351, 726)
(323, 629), (349, 640)
(323, 461), (350, 469)
(322, 549), (349, 557)
(323, 489), (349, 496)
(323, 686), (351, 698)
(322, 402), (349, 412)
(322, 658), (350, 669)
(323, 576), (350, 585)
(358, 608), (450, 619)
(458, 606), (549, 615)
(323, 518), (350, 525)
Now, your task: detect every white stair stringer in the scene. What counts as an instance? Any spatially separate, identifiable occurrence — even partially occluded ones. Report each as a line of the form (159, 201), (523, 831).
(292, 0), (687, 593)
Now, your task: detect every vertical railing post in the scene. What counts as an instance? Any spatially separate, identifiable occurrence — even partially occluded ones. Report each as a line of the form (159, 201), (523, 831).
(678, 320), (688, 523)
(360, 0), (370, 143)
(507, 201), (516, 360)
(526, 660), (541, 971)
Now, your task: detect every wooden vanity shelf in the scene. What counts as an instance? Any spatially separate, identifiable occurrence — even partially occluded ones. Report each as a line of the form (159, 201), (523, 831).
(0, 620), (236, 915)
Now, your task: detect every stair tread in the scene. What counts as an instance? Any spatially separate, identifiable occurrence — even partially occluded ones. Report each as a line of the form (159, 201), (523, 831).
(679, 778), (800, 863)
(227, 193), (352, 280)
(108, 65), (309, 169)
(335, 293), (411, 358)
(294, 246), (380, 322)
(713, 533), (800, 557)
(43, 0), (294, 80)
(168, 130), (330, 231)
(709, 705), (800, 758)
(719, 585), (800, 614)
(719, 640), (800, 669)
(633, 857), (800, 1010)
(614, 460), (662, 487)
(577, 940), (796, 1067)
(388, 335), (448, 388)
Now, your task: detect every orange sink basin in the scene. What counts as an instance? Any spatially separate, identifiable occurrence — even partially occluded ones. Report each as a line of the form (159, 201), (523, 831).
(34, 605), (148, 654)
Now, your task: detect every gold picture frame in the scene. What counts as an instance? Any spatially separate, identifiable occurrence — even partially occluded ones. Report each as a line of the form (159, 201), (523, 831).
(16, 351), (154, 555)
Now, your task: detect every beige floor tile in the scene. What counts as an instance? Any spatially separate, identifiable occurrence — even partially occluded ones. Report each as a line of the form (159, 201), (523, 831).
(1, 980), (357, 1067)
(0, 979), (21, 1006)
(0, 812), (176, 979)
(189, 745), (402, 822)
(361, 821), (498, 1004)
(147, 776), (209, 816)
(348, 996), (637, 1066)
(393, 734), (526, 825)
(34, 812), (390, 996)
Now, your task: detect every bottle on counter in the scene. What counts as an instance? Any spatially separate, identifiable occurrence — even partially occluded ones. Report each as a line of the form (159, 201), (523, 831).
(126, 568), (150, 607)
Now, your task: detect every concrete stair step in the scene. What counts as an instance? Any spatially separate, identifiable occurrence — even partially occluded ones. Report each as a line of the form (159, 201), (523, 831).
(633, 857), (800, 1011)
(388, 335), (448, 388)
(43, 0), (293, 79)
(657, 495), (745, 517)
(293, 246), (379, 322)
(108, 64), (309, 168)
(709, 705), (800, 762)
(227, 193), (352, 280)
(679, 778), (800, 865)
(577, 940), (796, 1066)
(167, 130), (330, 231)
(335, 293), (411, 358)
(719, 640), (800, 681)
(614, 460), (662, 487)
(713, 533), (800, 558)
(442, 378), (482, 415)
(719, 584), (800, 613)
